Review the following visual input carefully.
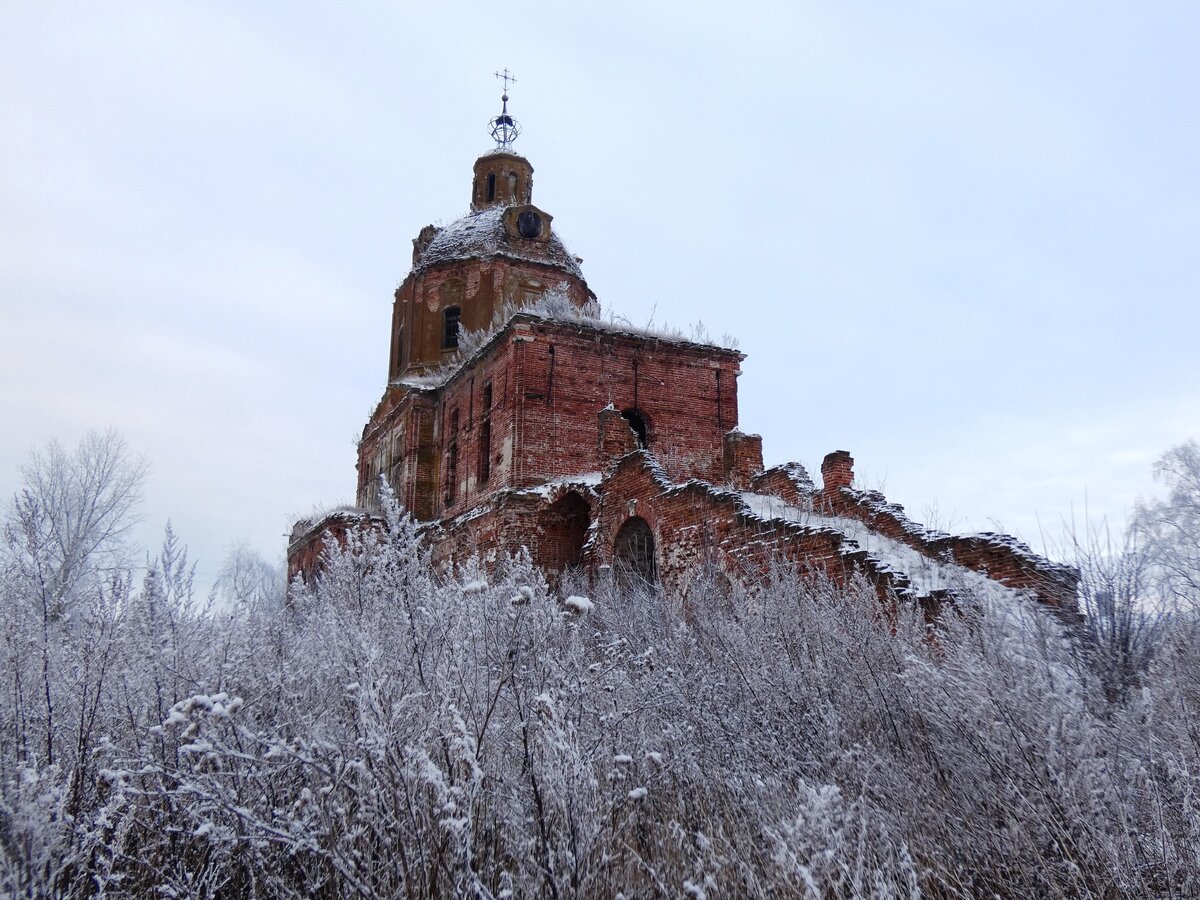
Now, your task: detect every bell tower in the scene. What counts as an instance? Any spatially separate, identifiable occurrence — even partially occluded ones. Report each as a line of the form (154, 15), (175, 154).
(472, 152), (533, 211)
(471, 69), (534, 210)
(385, 71), (594, 381)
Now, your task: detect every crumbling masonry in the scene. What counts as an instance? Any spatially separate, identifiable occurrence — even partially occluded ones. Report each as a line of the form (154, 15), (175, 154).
(288, 133), (1078, 616)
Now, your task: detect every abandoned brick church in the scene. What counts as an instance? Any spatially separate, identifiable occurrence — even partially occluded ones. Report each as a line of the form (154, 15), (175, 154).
(287, 91), (1078, 616)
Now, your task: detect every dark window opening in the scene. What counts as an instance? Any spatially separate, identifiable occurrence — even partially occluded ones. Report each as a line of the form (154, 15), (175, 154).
(621, 408), (649, 449)
(477, 420), (491, 484)
(486, 173), (496, 202)
(517, 210), (543, 239)
(614, 516), (657, 589)
(478, 382), (493, 484)
(443, 306), (461, 349)
(446, 442), (458, 506)
(540, 492), (590, 579)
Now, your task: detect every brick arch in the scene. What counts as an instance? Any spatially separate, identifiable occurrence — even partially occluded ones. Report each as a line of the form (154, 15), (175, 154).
(537, 491), (592, 577)
(613, 516), (658, 588)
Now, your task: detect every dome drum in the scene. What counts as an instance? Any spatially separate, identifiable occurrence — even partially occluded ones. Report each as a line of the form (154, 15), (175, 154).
(472, 151), (534, 210)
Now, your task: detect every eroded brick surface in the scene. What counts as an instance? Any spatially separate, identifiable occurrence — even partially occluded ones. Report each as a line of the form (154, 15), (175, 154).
(288, 145), (1079, 617)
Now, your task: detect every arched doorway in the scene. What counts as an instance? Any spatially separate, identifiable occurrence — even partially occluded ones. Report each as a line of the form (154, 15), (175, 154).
(539, 492), (590, 577)
(613, 516), (658, 589)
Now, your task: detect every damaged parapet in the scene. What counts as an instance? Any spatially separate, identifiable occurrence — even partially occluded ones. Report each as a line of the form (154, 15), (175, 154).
(286, 507), (373, 586)
(750, 462), (817, 507)
(821, 450), (855, 493)
(598, 405), (640, 464)
(815, 448), (1079, 613)
(723, 429), (764, 490)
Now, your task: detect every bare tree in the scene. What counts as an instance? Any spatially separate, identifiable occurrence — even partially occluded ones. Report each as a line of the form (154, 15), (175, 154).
(0, 430), (145, 771)
(3, 429), (147, 621)
(214, 541), (284, 610)
(1067, 515), (1169, 702)
(1135, 439), (1200, 609)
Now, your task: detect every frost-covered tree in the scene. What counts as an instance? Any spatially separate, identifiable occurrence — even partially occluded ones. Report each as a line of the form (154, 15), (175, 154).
(1069, 516), (1167, 702)
(1136, 439), (1200, 609)
(1064, 439), (1200, 701)
(2, 429), (146, 622)
(3, 445), (1200, 897)
(214, 540), (283, 610)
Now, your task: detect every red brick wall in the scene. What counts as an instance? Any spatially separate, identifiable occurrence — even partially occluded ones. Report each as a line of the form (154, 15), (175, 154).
(286, 511), (372, 586)
(751, 462), (816, 506)
(359, 316), (744, 524)
(503, 321), (743, 488)
(599, 405), (639, 464)
(817, 481), (1079, 613)
(389, 258), (592, 378)
(821, 451), (854, 491)
(723, 430), (764, 489)
(591, 454), (909, 603)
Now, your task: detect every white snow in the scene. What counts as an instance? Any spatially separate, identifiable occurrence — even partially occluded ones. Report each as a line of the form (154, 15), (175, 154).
(395, 294), (739, 394)
(740, 491), (1034, 607)
(413, 206), (585, 279)
(628, 787), (648, 800)
(517, 472), (603, 499)
(564, 595), (594, 613)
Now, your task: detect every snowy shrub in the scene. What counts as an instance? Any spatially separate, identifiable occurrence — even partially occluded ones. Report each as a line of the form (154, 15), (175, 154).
(3, 441), (1200, 897)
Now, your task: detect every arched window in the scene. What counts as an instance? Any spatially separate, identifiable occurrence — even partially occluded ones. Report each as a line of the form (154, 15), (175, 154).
(621, 408), (649, 449)
(443, 306), (461, 350)
(613, 516), (657, 589)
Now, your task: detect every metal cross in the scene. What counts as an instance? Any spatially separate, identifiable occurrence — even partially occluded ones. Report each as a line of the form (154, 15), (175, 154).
(494, 68), (517, 94)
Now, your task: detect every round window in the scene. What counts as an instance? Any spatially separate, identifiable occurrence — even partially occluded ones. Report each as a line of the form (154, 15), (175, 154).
(517, 211), (543, 239)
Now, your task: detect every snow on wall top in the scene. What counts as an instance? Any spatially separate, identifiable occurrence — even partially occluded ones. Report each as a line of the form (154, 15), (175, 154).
(840, 486), (1078, 583)
(412, 206), (584, 279)
(602, 452), (1032, 607)
(740, 492), (1032, 607)
(394, 295), (743, 392)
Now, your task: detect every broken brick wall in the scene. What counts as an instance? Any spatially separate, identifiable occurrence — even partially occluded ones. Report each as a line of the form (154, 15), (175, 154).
(360, 318), (746, 526)
(815, 452), (1079, 612)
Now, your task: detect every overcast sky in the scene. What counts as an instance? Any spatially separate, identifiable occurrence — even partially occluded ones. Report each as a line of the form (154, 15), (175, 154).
(2, 1), (1197, 590)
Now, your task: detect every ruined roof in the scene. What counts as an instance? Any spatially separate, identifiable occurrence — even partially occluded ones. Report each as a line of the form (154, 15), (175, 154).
(412, 206), (584, 279)
(392, 307), (744, 394)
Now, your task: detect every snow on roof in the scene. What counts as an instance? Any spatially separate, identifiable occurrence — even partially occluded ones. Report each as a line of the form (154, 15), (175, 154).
(478, 148), (528, 160)
(394, 294), (742, 393)
(412, 206), (585, 279)
(740, 491), (1034, 608)
(843, 486), (1078, 583)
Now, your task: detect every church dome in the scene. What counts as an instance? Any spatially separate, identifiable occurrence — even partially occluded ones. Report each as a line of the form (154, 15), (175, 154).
(412, 205), (584, 280)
